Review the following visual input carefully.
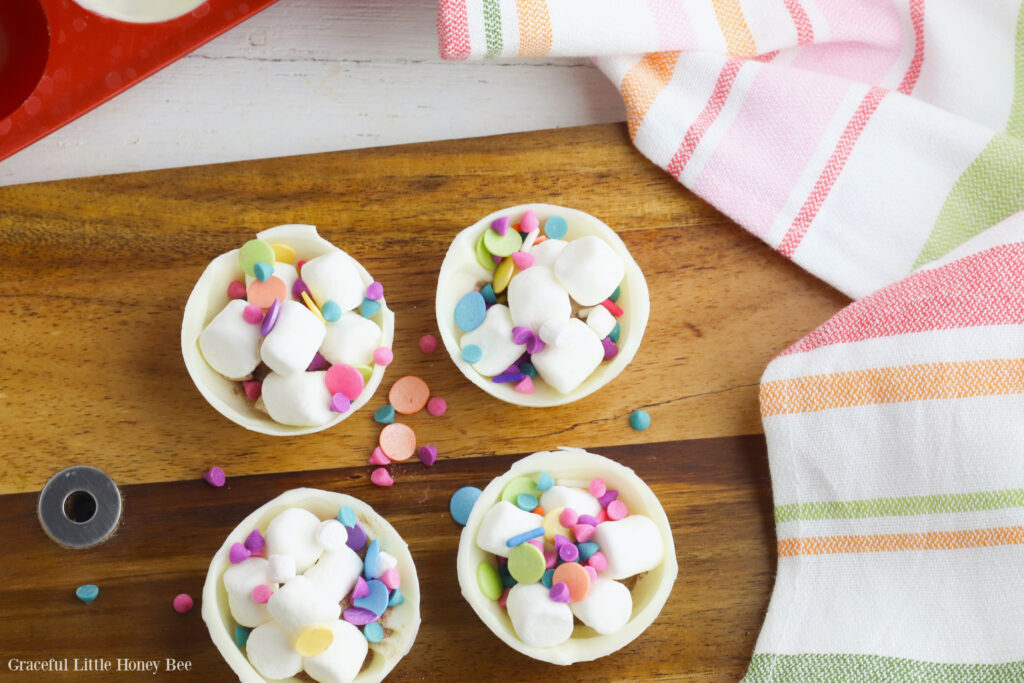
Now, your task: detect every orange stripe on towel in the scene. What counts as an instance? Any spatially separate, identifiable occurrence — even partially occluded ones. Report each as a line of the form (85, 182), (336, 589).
(515, 0), (553, 57)
(621, 52), (681, 139)
(778, 525), (1024, 556)
(711, 0), (758, 57)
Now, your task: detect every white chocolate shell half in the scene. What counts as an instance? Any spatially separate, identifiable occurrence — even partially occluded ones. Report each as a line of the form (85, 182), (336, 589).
(202, 488), (421, 683)
(456, 449), (676, 664)
(436, 204), (650, 407)
(182, 224), (395, 435)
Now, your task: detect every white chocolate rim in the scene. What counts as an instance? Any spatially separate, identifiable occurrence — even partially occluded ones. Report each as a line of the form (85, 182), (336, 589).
(201, 488), (421, 683)
(435, 204), (650, 407)
(72, 0), (208, 23)
(456, 449), (677, 665)
(181, 224), (395, 436)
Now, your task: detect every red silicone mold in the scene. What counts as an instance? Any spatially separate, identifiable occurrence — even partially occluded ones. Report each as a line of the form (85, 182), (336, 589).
(0, 0), (281, 163)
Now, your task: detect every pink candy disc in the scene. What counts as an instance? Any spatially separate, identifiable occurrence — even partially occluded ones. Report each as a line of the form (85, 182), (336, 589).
(419, 334), (438, 354)
(368, 447), (390, 465)
(260, 298), (281, 336)
(373, 346), (394, 366)
(366, 281), (384, 301)
(251, 585), (272, 604)
(511, 251), (534, 270)
(559, 508), (578, 528)
(352, 577), (370, 600)
(584, 565), (598, 582)
(588, 478), (606, 498)
(549, 582), (571, 603)
(514, 376), (535, 394)
(343, 607), (379, 626)
(544, 549), (557, 569)
(381, 568), (401, 591)
(418, 445), (438, 466)
(306, 352), (328, 372)
(172, 593), (193, 614)
(204, 466), (226, 488)
(227, 280), (246, 299)
(606, 499), (628, 520)
(242, 380), (262, 401)
(242, 304), (263, 324)
(587, 551), (608, 572)
(426, 397), (447, 416)
(325, 363), (365, 401)
(229, 543), (251, 564)
(371, 468), (394, 487)
(521, 210), (539, 233)
(330, 393), (351, 413)
(572, 524), (595, 543)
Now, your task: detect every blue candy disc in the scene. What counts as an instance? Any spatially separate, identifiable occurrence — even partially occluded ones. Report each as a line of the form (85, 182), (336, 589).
(321, 300), (341, 322)
(363, 539), (380, 579)
(337, 505), (357, 528)
(544, 216), (568, 239)
(516, 493), (539, 511)
(363, 622), (384, 643)
(454, 291), (486, 332)
(450, 486), (482, 526)
(353, 579), (389, 616)
(461, 344), (483, 364)
(361, 297), (381, 319)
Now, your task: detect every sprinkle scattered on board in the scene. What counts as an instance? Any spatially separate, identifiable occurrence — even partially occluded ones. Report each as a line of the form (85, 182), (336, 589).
(388, 376), (430, 415)
(630, 409), (651, 431)
(172, 593), (194, 613)
(204, 466), (226, 487)
(450, 486), (482, 525)
(75, 584), (99, 605)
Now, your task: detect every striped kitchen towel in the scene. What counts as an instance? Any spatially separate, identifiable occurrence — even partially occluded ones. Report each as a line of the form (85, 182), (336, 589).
(439, 1), (1024, 679)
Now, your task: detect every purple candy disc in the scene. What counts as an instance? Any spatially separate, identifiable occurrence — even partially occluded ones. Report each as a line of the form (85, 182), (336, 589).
(598, 489), (619, 507)
(549, 582), (570, 603)
(525, 336), (546, 354)
(345, 522), (368, 551)
(511, 326), (533, 345)
(492, 373), (527, 384)
(578, 514), (600, 527)
(260, 298), (281, 336)
(342, 607), (379, 626)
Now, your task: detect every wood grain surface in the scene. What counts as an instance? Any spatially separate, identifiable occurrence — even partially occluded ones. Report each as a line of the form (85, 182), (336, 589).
(0, 122), (849, 680)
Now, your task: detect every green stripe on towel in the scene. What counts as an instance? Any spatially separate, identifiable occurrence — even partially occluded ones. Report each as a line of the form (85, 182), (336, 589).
(745, 653), (1024, 682)
(774, 489), (1024, 523)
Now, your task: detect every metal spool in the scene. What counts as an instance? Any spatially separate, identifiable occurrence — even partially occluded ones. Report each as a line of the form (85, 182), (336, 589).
(38, 466), (122, 548)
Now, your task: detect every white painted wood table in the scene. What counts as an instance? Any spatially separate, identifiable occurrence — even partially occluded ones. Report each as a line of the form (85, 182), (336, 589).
(0, 0), (626, 187)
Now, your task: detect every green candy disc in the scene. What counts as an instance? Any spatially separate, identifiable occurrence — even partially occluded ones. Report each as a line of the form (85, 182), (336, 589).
(483, 226), (523, 258)
(239, 239), (276, 277)
(501, 476), (539, 505)
(475, 232), (497, 271)
(507, 542), (546, 584)
(477, 562), (503, 601)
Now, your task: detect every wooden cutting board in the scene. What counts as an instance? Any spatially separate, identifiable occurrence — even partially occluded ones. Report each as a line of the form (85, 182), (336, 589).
(0, 123), (848, 681)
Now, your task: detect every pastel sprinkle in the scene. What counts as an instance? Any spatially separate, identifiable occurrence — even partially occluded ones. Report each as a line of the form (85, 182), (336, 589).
(338, 505), (357, 528)
(419, 334), (438, 354)
(596, 510), (609, 524)
(516, 493), (538, 511)
(381, 568), (401, 591)
(506, 527), (545, 547)
(368, 447), (390, 465)
(418, 445), (438, 466)
(549, 582), (570, 603)
(461, 344), (483, 363)
(248, 276), (287, 309)
(229, 543), (251, 564)
(584, 565), (598, 582)
(544, 549), (557, 570)
(374, 405), (395, 424)
(609, 322), (621, 343)
(260, 298), (281, 335)
(511, 251), (534, 270)
(512, 326), (533, 345)
(544, 216), (568, 239)
(537, 471), (554, 491)
(352, 577), (370, 599)
(296, 260), (306, 272)
(490, 215), (510, 236)
(388, 588), (405, 607)
(244, 529), (265, 553)
(498, 563), (516, 589)
(578, 542), (599, 562)
(321, 300), (342, 322)
(610, 285), (621, 302)
(330, 393), (351, 413)
(450, 486), (482, 526)
(292, 277), (310, 300)
(227, 280), (246, 299)
(343, 607), (378, 626)
(560, 508), (579, 527)
(601, 299), (624, 317)
(630, 409), (651, 431)
(426, 397), (447, 416)
(558, 542), (579, 563)
(492, 372), (526, 384)
(477, 562), (503, 601)
(234, 626), (251, 647)
(370, 468), (393, 487)
(601, 336), (619, 360)
(598, 489), (619, 507)
(373, 346), (394, 366)
(251, 585), (271, 604)
(345, 523), (367, 551)
(306, 352), (328, 371)
(589, 478), (607, 498)
(366, 281), (384, 300)
(360, 297), (381, 319)
(541, 569), (555, 588)
(204, 466), (226, 487)
(455, 291), (487, 332)
(480, 284), (496, 305)
(578, 514), (599, 526)
(607, 499), (628, 520)
(587, 551), (608, 572)
(75, 584), (99, 605)
(363, 540), (380, 579)
(521, 210), (539, 233)
(242, 304), (263, 324)
(363, 622), (384, 643)
(498, 587), (511, 607)
(573, 524), (595, 543)
(253, 261), (273, 282)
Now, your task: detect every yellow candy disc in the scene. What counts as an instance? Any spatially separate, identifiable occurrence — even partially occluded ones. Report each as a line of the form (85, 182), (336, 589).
(493, 257), (516, 294)
(294, 625), (334, 657)
(543, 507), (569, 544)
(301, 291), (327, 323)
(270, 242), (296, 264)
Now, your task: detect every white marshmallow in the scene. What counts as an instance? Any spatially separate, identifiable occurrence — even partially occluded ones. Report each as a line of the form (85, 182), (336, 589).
(506, 582), (574, 648)
(539, 486), (602, 518)
(246, 621), (303, 680)
(304, 547), (364, 604)
(267, 575), (341, 636)
(374, 551), (398, 578)
(315, 519), (349, 552)
(529, 238), (567, 269)
(586, 305), (616, 339)
(301, 252), (365, 313)
(570, 579), (632, 634)
(319, 311), (381, 367)
(265, 508), (324, 572)
(459, 304), (526, 377)
(538, 318), (574, 348)
(223, 557), (274, 628)
(260, 300), (326, 376)
(593, 515), (665, 580)
(530, 319), (604, 394)
(507, 265), (571, 333)
(261, 371), (334, 427)
(246, 261), (298, 297)
(476, 501), (543, 558)
(303, 619), (369, 683)
(268, 554), (297, 584)
(198, 299), (262, 380)
(554, 235), (625, 306)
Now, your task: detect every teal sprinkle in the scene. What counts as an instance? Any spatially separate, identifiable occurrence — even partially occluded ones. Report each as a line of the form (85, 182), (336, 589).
(360, 297), (381, 318)
(75, 584), (99, 605)
(253, 261), (272, 282)
(609, 322), (621, 343)
(541, 569), (555, 589)
(363, 622), (384, 643)
(338, 505), (357, 528)
(480, 283), (497, 305)
(498, 563), (517, 589)
(630, 410), (651, 431)
(519, 362), (537, 379)
(234, 625), (252, 648)
(374, 404), (395, 424)
(610, 285), (621, 302)
(578, 542), (599, 562)
(536, 471), (554, 491)
(388, 588), (405, 607)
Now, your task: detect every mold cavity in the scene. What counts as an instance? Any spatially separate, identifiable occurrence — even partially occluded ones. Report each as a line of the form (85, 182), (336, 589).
(64, 490), (97, 524)
(0, 0), (50, 121)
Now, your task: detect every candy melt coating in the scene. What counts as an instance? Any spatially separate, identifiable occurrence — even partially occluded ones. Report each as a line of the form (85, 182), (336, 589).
(261, 371), (334, 427)
(419, 334), (438, 353)
(630, 409), (651, 431)
(426, 397), (447, 416)
(507, 542), (546, 584)
(247, 276), (288, 309)
(338, 505), (357, 528)
(321, 300), (342, 322)
(492, 256), (515, 294)
(570, 579), (633, 635)
(239, 240), (276, 277)
(366, 281), (384, 300)
(461, 344), (482, 363)
(475, 232), (498, 271)
(506, 582), (574, 648)
(345, 523), (367, 552)
(373, 346), (393, 366)
(295, 624), (334, 657)
(253, 261), (273, 282)
(379, 423), (416, 461)
(389, 376), (430, 415)
(204, 466), (226, 487)
(199, 299), (262, 379)
(246, 621), (303, 680)
(227, 280), (246, 299)
(343, 607), (379, 625)
(361, 297), (381, 318)
(501, 476), (539, 504)
(418, 444), (438, 466)
(371, 468), (394, 487)
(552, 561), (590, 602)
(483, 224), (523, 257)
(374, 405), (395, 425)
(303, 620), (369, 683)
(544, 216), (568, 239)
(454, 290), (487, 332)
(477, 562), (503, 600)
(542, 507), (570, 543)
(450, 486), (482, 525)
(353, 579), (390, 617)
(363, 622), (384, 643)
(243, 305), (263, 324)
(265, 508), (323, 573)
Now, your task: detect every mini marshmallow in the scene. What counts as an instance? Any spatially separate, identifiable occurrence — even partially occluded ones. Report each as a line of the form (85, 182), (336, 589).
(476, 501), (543, 558)
(268, 554), (297, 584)
(319, 311), (382, 367)
(301, 252), (365, 313)
(593, 514), (665, 580)
(246, 621), (303, 680)
(530, 319), (604, 394)
(554, 235), (625, 306)
(570, 579), (632, 634)
(246, 261), (298, 296)
(459, 304), (527, 377)
(223, 557), (274, 628)
(507, 265), (571, 333)
(198, 299), (262, 380)
(373, 551), (398, 578)
(538, 318), (573, 348)
(303, 547), (363, 604)
(506, 582), (574, 648)
(260, 300), (326, 376)
(267, 575), (341, 636)
(529, 238), (567, 269)
(261, 371), (335, 427)
(539, 485), (602, 518)
(315, 519), (349, 552)
(265, 508), (324, 573)
(303, 619), (368, 683)
(586, 305), (616, 339)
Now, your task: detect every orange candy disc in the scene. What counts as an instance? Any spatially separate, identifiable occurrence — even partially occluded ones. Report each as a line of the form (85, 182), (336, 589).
(388, 376), (430, 415)
(552, 562), (591, 602)
(246, 276), (287, 309)
(379, 423), (416, 461)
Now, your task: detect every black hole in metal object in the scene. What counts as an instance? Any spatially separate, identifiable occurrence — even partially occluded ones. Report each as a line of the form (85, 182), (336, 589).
(39, 466), (121, 548)
(63, 490), (97, 524)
